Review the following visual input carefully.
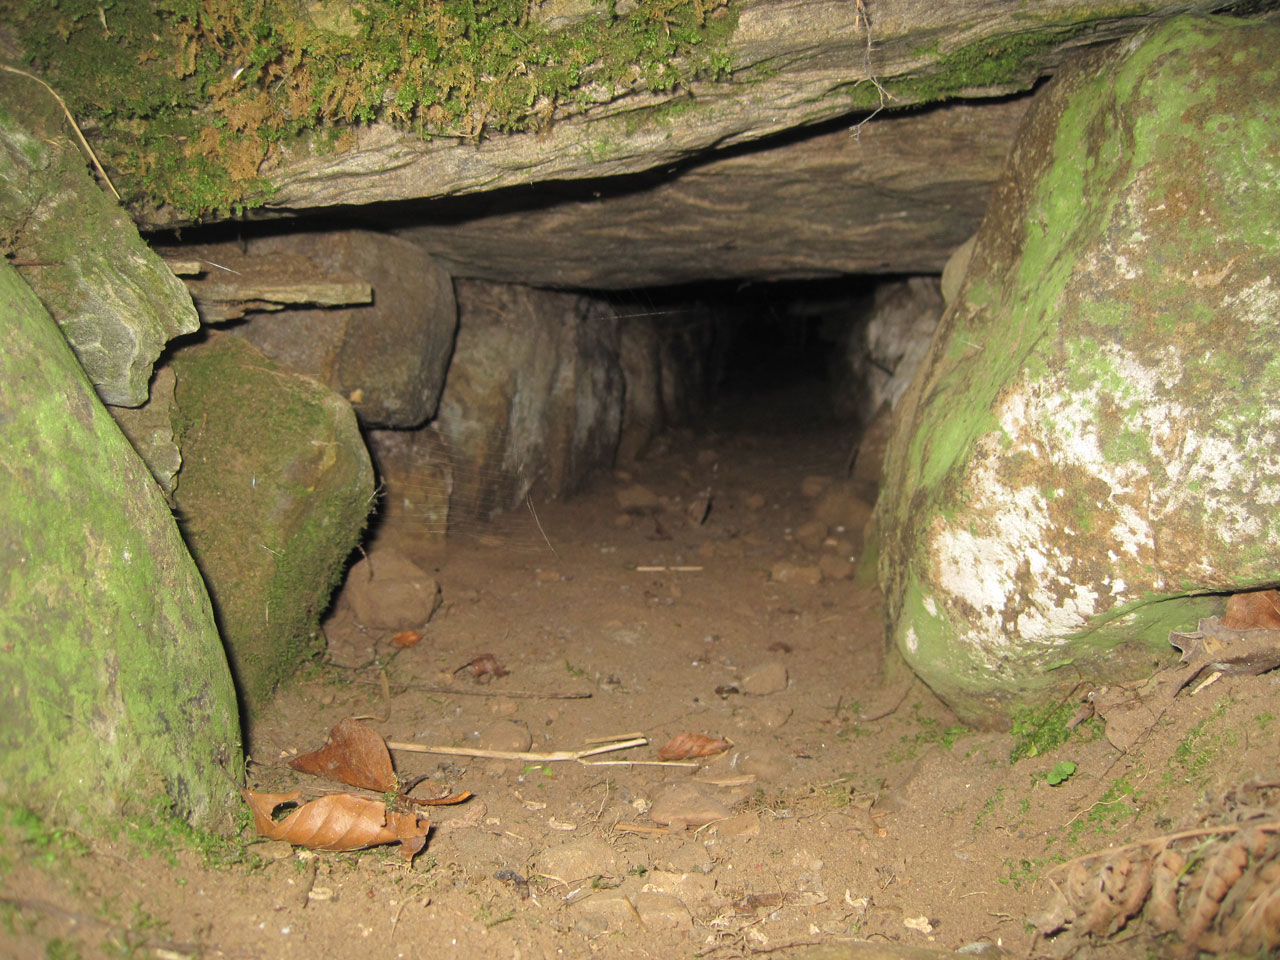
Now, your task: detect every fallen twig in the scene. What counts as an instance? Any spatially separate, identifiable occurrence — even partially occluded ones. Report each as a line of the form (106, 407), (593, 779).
(614, 823), (672, 835)
(856, 675), (916, 722)
(386, 737), (647, 764)
(580, 759), (701, 768)
(1046, 818), (1280, 879)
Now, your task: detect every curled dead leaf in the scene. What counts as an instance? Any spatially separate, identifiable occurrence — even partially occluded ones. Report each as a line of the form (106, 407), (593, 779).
(455, 653), (508, 683)
(242, 790), (429, 861)
(1223, 589), (1280, 630)
(289, 717), (397, 792)
(657, 732), (731, 761)
(391, 630), (423, 648)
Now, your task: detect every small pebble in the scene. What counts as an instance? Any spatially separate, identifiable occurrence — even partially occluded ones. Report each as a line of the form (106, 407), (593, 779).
(649, 783), (731, 827)
(742, 661), (788, 695)
(770, 562), (822, 585)
(800, 475), (833, 498)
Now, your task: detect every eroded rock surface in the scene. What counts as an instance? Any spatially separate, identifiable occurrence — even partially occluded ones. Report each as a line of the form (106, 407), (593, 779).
(878, 16), (1280, 725)
(434, 281), (626, 518)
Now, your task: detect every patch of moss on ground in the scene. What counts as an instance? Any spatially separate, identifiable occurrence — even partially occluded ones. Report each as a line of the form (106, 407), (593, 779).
(10, 0), (737, 219)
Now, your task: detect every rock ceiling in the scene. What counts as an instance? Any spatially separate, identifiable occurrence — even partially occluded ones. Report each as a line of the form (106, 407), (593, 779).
(157, 0), (1278, 288)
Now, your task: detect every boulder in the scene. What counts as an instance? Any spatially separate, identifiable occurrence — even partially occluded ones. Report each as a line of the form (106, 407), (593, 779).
(181, 231), (458, 429)
(170, 335), (374, 717)
(878, 16), (1280, 725)
(0, 74), (198, 407)
(364, 426), (455, 544)
(0, 260), (240, 831)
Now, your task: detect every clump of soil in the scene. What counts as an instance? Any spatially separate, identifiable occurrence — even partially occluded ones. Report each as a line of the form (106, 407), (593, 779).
(3, 414), (1277, 960)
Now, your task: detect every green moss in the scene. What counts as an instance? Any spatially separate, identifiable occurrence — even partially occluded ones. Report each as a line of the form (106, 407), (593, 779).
(1009, 699), (1077, 763)
(171, 336), (373, 716)
(10, 0), (738, 219)
(845, 8), (1155, 112)
(0, 261), (241, 833)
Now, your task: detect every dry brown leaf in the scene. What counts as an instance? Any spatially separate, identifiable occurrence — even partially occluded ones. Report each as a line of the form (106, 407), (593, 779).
(289, 717), (397, 792)
(242, 790), (429, 860)
(391, 630), (423, 648)
(656, 732), (731, 761)
(1222, 589), (1280, 630)
(1149, 846), (1186, 933)
(455, 653), (509, 683)
(1090, 671), (1182, 752)
(1169, 617), (1280, 692)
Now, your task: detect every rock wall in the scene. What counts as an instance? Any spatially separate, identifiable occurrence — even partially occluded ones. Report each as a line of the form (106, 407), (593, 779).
(877, 16), (1280, 725)
(831, 277), (944, 425)
(434, 280), (625, 521)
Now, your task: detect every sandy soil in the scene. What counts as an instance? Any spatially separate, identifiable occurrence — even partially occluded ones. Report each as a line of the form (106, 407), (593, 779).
(3, 387), (1278, 960)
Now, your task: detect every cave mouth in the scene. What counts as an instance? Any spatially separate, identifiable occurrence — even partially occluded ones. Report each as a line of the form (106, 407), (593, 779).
(152, 217), (940, 547)
(601, 275), (886, 437)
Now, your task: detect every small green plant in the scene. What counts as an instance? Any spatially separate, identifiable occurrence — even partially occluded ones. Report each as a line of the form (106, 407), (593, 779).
(116, 798), (250, 868)
(1168, 696), (1235, 786)
(44, 938), (81, 960)
(1046, 761), (1077, 786)
(1256, 712), (1275, 732)
(998, 856), (1045, 890)
(1066, 774), (1142, 843)
(1008, 699), (1078, 762)
(974, 786), (1005, 831)
(2, 805), (90, 867)
(564, 660), (587, 679)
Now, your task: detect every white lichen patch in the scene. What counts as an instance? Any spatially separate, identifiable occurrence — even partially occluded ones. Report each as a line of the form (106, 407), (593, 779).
(926, 330), (1280, 660)
(927, 325), (1280, 662)
(933, 441), (1095, 653)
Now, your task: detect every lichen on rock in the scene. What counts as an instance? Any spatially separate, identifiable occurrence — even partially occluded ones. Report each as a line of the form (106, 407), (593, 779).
(878, 15), (1280, 726)
(0, 260), (241, 832)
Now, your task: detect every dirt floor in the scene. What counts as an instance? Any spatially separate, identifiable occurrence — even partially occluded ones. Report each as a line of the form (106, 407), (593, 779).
(3, 385), (1279, 960)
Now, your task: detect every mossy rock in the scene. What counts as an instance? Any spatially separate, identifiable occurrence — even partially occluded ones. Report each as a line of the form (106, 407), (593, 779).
(0, 73), (198, 407)
(0, 261), (241, 832)
(170, 334), (374, 720)
(878, 16), (1280, 726)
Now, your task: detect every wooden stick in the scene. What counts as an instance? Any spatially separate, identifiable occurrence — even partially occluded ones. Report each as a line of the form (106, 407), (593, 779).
(580, 759), (700, 768)
(386, 737), (647, 764)
(583, 732), (643, 743)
